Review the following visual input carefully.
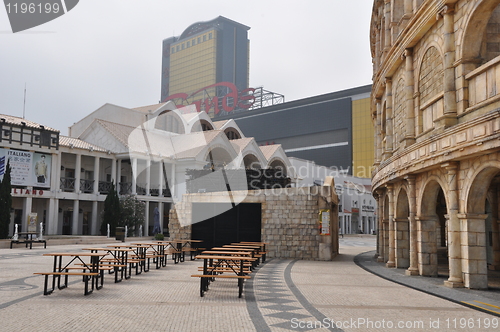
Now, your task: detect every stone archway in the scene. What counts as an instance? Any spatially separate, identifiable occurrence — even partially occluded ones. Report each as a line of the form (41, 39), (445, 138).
(464, 166), (500, 289)
(418, 179), (447, 277)
(395, 188), (410, 268)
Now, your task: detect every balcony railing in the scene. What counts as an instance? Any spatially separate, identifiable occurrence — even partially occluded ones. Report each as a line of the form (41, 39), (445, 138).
(136, 183), (147, 195)
(60, 177), (75, 192)
(98, 181), (112, 194)
(80, 179), (94, 193)
(119, 182), (132, 195)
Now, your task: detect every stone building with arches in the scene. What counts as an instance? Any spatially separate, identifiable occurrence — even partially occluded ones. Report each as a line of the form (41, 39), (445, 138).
(370, 0), (500, 289)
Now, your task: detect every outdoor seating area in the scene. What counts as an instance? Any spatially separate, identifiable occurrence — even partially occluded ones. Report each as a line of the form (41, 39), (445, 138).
(191, 242), (268, 298)
(33, 239), (202, 296)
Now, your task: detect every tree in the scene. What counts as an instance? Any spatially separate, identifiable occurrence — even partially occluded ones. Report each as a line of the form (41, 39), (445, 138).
(100, 182), (120, 236)
(119, 195), (146, 236)
(0, 160), (12, 239)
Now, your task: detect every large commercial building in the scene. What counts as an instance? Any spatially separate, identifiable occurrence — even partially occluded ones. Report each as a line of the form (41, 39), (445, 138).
(216, 85), (374, 178)
(371, 0), (500, 289)
(161, 16), (250, 117)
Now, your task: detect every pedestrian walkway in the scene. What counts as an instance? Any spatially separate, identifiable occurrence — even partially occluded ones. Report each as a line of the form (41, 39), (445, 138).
(0, 236), (498, 331)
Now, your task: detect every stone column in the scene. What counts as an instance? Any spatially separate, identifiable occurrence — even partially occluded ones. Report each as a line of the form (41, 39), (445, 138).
(459, 213), (488, 289)
(117, 159), (122, 194)
(146, 159), (151, 196)
(374, 190), (382, 259)
(93, 156), (99, 194)
(131, 158), (137, 195)
(442, 162), (464, 287)
(440, 6), (458, 128)
(493, 187), (500, 270)
(405, 176), (419, 275)
(384, 0), (391, 52)
(417, 215), (438, 276)
(72, 199), (79, 235)
(386, 184), (396, 268)
(395, 218), (410, 268)
(75, 154), (81, 193)
(91, 201), (98, 235)
(375, 99), (382, 165)
(111, 157), (117, 184)
(158, 161), (164, 197)
(404, 49), (415, 146)
(384, 79), (393, 159)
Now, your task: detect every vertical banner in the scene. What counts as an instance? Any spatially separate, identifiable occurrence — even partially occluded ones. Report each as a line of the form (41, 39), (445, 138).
(319, 209), (330, 235)
(28, 212), (38, 232)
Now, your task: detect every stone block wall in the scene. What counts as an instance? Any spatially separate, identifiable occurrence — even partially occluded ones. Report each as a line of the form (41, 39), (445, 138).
(168, 185), (339, 260)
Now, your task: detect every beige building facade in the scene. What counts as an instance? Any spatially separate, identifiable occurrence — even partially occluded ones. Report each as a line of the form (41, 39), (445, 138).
(370, 0), (500, 289)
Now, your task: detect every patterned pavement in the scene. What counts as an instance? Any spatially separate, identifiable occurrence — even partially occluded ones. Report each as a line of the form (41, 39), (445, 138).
(0, 235), (498, 331)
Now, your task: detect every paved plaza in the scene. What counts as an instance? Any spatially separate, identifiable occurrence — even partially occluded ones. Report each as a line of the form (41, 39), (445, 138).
(0, 235), (498, 331)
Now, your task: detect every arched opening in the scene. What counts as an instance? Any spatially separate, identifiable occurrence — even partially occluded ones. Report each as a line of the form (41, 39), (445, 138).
(269, 159), (287, 177)
(395, 188), (410, 268)
(462, 1), (500, 65)
(419, 180), (447, 277)
(154, 110), (185, 134)
(224, 128), (241, 140)
(205, 147), (233, 170)
(243, 154), (261, 170)
(466, 166), (500, 289)
(191, 120), (214, 133)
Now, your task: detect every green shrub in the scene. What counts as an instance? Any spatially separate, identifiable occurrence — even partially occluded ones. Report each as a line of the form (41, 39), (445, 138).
(154, 233), (164, 240)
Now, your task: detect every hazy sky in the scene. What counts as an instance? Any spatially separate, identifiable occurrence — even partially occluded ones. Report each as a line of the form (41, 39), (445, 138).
(0, 1), (373, 135)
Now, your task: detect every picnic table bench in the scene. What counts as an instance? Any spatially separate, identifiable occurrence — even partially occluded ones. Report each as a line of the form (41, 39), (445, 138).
(192, 255), (256, 298)
(11, 232), (46, 249)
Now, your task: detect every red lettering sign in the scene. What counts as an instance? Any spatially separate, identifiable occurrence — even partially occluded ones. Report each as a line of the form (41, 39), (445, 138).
(162, 82), (255, 114)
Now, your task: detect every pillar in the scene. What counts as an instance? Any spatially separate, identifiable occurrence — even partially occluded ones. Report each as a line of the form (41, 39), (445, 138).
(493, 187), (500, 270)
(91, 201), (98, 235)
(117, 159), (122, 194)
(386, 184), (395, 268)
(417, 215), (438, 276)
(146, 159), (151, 196)
(404, 49), (415, 146)
(459, 213), (488, 289)
(375, 99), (382, 165)
(384, 79), (393, 159)
(443, 162), (464, 287)
(132, 158), (137, 195)
(405, 175), (419, 275)
(72, 199), (79, 235)
(440, 6), (458, 128)
(75, 154), (81, 193)
(93, 156), (100, 194)
(158, 161), (164, 197)
(395, 217), (410, 268)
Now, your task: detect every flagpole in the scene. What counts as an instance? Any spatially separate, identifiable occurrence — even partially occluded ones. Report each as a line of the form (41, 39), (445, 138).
(23, 83), (26, 119)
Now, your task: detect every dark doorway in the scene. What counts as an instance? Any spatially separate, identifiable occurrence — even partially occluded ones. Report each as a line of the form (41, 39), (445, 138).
(191, 203), (261, 249)
(63, 211), (72, 235)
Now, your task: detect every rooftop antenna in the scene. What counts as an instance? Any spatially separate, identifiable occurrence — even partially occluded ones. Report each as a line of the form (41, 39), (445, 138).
(23, 83), (26, 119)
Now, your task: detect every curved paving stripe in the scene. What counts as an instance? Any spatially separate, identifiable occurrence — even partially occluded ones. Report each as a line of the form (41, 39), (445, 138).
(247, 259), (342, 331)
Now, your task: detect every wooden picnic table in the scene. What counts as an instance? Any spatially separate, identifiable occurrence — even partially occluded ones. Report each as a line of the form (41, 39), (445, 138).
(34, 252), (107, 295)
(82, 247), (134, 282)
(192, 255), (256, 298)
(11, 231), (46, 249)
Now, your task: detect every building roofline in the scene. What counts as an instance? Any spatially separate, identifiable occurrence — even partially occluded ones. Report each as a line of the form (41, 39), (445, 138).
(215, 84), (372, 121)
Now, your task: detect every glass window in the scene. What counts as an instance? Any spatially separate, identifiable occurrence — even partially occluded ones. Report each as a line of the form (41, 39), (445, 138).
(203, 35), (206, 42)
(182, 43), (185, 50)
(171, 47), (175, 53)
(187, 41), (190, 47)
(198, 37), (201, 43)
(209, 33), (212, 39)
(176, 45), (180, 52)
